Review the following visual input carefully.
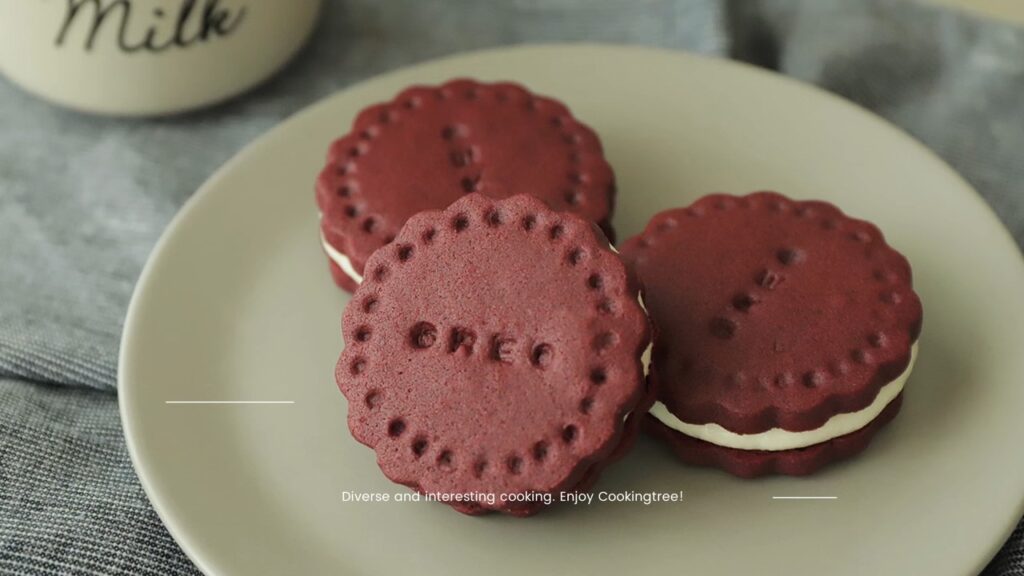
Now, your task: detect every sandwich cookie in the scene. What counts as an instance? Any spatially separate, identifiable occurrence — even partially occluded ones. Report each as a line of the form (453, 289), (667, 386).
(620, 192), (923, 477)
(336, 193), (650, 515)
(316, 79), (617, 292)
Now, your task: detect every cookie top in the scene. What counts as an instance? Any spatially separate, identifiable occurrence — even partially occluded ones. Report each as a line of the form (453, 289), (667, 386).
(620, 192), (923, 435)
(316, 79), (617, 280)
(336, 193), (649, 512)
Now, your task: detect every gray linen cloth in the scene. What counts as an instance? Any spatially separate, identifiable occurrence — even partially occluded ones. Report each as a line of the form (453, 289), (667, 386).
(1, 0), (1022, 574)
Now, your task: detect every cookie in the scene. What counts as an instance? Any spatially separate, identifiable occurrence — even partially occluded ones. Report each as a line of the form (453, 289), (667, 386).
(620, 192), (923, 477)
(335, 193), (650, 515)
(644, 393), (904, 478)
(316, 79), (617, 292)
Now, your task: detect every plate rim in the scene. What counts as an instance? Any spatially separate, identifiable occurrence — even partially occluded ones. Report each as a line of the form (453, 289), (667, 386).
(118, 42), (1024, 576)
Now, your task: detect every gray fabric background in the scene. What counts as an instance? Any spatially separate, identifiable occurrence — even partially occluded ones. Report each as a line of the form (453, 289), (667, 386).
(1, 0), (1022, 574)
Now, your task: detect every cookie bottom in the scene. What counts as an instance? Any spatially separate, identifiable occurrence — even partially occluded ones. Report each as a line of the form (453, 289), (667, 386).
(597, 218), (616, 246)
(430, 378), (654, 517)
(327, 259), (360, 293)
(447, 410), (646, 517)
(644, 393), (903, 478)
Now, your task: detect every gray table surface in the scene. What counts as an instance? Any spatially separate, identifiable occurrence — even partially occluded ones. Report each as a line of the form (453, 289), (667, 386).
(1, 0), (1022, 574)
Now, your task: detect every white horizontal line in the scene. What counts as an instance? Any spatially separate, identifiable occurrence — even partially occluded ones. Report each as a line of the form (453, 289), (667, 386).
(772, 496), (838, 500)
(164, 401), (295, 404)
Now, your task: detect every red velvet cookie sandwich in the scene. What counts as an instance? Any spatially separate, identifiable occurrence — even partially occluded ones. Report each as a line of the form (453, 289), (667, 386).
(620, 192), (923, 477)
(316, 79), (617, 292)
(336, 193), (650, 515)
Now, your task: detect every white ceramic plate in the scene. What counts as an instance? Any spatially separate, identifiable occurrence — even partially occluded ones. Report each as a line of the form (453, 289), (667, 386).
(120, 45), (1024, 576)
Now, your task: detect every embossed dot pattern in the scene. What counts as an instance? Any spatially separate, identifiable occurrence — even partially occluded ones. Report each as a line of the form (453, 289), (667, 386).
(316, 79), (618, 293)
(620, 191), (923, 435)
(335, 194), (650, 516)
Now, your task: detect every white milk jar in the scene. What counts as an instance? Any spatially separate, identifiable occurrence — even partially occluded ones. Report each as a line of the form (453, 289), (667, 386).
(0, 0), (322, 116)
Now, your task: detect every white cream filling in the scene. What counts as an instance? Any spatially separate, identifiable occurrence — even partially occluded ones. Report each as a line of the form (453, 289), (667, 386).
(649, 343), (918, 451)
(638, 294), (652, 376)
(609, 243), (652, 377)
(320, 231), (364, 284)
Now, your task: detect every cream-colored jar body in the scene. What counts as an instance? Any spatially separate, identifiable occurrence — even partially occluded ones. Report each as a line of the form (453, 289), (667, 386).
(0, 0), (321, 116)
